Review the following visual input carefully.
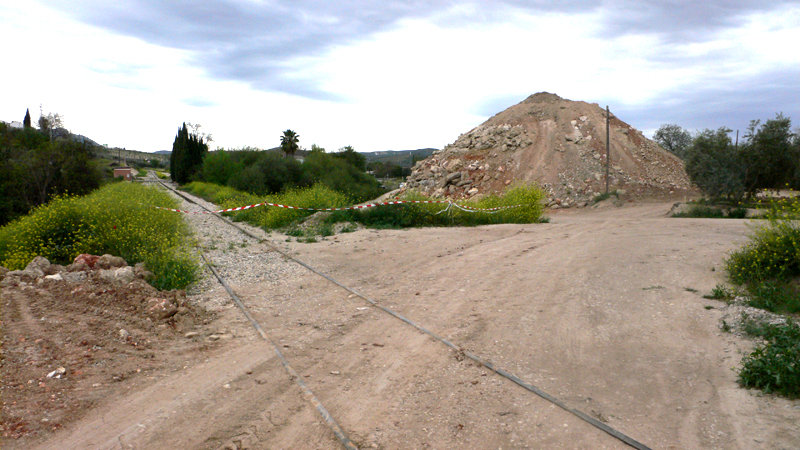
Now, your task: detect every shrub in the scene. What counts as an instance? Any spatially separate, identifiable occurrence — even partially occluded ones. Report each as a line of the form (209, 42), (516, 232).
(182, 182), (545, 231)
(738, 319), (800, 398)
(724, 196), (800, 398)
(332, 183), (545, 228)
(703, 284), (734, 300)
(672, 205), (749, 219)
(0, 183), (198, 290)
(726, 201), (800, 284)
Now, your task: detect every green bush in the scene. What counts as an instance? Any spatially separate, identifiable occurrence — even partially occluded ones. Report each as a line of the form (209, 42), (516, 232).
(301, 151), (383, 202)
(0, 126), (102, 226)
(724, 197), (800, 398)
(180, 181), (545, 231)
(726, 203), (800, 284)
(331, 184), (545, 228)
(672, 204), (748, 218)
(198, 148), (382, 202)
(0, 183), (198, 290)
(744, 281), (800, 314)
(231, 184), (352, 229)
(738, 319), (800, 398)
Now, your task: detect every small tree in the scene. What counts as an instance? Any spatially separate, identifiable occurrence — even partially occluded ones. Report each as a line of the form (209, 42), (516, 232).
(37, 106), (64, 142)
(684, 127), (745, 202)
(280, 129), (300, 158)
(23, 109), (31, 129)
(654, 124), (692, 159)
(333, 145), (366, 172)
(739, 114), (799, 197)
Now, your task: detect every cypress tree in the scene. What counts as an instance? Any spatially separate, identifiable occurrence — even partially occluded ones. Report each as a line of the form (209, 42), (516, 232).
(170, 123), (188, 183)
(23, 109), (31, 129)
(170, 123), (208, 184)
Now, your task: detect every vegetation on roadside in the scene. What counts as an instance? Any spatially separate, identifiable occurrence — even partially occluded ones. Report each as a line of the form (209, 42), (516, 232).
(738, 318), (800, 398)
(676, 114), (800, 203)
(672, 204), (748, 219)
(713, 196), (800, 398)
(182, 181), (546, 232)
(0, 121), (103, 227)
(328, 184), (545, 228)
(198, 146), (383, 202)
(591, 190), (619, 204)
(726, 197), (800, 314)
(0, 183), (198, 290)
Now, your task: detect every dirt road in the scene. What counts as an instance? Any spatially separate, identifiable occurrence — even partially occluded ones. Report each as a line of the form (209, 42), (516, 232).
(16, 201), (800, 450)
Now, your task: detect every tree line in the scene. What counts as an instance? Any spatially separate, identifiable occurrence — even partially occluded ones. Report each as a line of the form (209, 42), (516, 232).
(654, 114), (800, 202)
(0, 111), (103, 227)
(173, 128), (383, 202)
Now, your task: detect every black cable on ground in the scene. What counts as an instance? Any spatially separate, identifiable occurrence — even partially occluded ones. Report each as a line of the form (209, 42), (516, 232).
(159, 181), (652, 450)
(198, 250), (358, 450)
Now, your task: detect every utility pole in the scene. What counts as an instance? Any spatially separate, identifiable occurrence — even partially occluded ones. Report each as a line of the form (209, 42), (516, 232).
(606, 105), (610, 195)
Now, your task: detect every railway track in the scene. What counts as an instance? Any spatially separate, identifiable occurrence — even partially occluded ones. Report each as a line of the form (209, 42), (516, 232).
(153, 178), (652, 450)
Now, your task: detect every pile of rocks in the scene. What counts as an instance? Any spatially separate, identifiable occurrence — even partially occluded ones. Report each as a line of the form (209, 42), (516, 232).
(1, 254), (148, 287)
(402, 92), (695, 207)
(1, 254), (180, 321)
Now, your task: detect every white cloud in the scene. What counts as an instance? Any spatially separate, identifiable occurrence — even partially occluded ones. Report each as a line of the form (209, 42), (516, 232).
(2, 1), (798, 154)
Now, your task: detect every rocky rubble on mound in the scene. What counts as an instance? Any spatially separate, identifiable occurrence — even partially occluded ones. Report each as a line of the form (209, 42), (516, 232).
(0, 254), (195, 321)
(402, 92), (695, 207)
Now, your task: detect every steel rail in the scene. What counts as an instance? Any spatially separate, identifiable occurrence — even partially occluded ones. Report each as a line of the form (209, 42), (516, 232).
(156, 180), (652, 450)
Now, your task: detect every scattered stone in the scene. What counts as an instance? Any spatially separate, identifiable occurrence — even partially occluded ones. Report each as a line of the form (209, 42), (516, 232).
(73, 254), (100, 269)
(96, 254), (127, 270)
(145, 298), (178, 320)
(46, 367), (67, 379)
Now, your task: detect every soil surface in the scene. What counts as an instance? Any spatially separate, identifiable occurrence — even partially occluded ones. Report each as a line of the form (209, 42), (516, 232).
(4, 195), (800, 450)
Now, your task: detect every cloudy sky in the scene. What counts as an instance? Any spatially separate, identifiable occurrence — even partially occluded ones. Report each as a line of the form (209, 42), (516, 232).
(2, 1), (799, 153)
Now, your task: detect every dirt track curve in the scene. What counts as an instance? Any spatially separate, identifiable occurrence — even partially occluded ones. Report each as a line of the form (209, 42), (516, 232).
(16, 190), (800, 450)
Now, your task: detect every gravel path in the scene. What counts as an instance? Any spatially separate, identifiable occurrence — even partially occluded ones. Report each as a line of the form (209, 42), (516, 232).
(156, 180), (305, 296)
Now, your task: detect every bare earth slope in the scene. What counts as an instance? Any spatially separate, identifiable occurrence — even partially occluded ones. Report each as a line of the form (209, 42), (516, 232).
(8, 194), (800, 450)
(404, 93), (695, 207)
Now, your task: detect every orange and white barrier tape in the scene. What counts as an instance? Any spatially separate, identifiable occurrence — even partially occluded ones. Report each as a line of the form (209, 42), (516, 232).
(145, 199), (526, 214)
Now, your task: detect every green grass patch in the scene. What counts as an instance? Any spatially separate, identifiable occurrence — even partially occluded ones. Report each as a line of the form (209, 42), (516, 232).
(726, 200), (800, 289)
(329, 184), (545, 228)
(738, 318), (800, 399)
(179, 181), (545, 231)
(591, 190), (619, 204)
(743, 280), (800, 314)
(0, 183), (198, 290)
(672, 204), (748, 218)
(721, 196), (800, 398)
(703, 284), (736, 301)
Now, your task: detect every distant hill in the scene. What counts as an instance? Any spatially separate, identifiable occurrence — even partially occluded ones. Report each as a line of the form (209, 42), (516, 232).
(153, 150), (171, 155)
(257, 147), (436, 167)
(361, 148), (437, 167)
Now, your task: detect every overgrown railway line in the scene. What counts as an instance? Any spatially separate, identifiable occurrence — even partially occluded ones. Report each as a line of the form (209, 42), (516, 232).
(153, 177), (651, 450)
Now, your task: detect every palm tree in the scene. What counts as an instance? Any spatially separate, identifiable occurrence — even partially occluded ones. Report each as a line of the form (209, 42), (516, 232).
(280, 129), (300, 158)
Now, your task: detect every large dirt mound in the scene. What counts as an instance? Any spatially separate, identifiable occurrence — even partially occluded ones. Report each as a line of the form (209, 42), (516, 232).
(404, 92), (694, 207)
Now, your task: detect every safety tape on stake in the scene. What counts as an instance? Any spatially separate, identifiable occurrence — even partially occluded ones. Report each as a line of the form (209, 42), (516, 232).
(144, 199), (527, 214)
